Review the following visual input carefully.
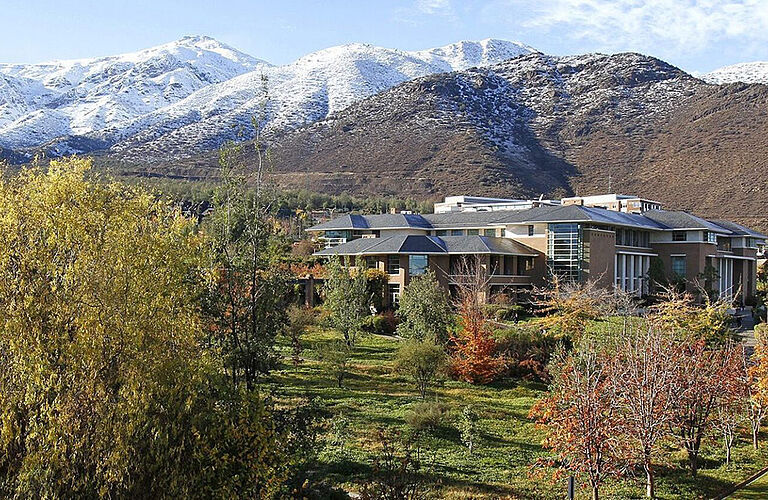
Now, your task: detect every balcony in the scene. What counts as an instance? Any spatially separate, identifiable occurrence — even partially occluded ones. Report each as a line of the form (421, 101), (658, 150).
(320, 237), (347, 248)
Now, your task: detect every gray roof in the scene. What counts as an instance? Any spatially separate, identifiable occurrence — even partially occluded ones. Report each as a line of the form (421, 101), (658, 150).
(308, 205), (762, 236)
(643, 210), (732, 233)
(307, 213), (432, 231)
(709, 220), (767, 239)
(315, 235), (539, 256)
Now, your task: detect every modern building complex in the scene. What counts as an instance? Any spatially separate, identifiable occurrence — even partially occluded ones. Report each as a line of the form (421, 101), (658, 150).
(307, 194), (767, 308)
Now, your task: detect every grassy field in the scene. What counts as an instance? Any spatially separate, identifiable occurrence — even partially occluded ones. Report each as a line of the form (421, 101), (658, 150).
(268, 328), (768, 499)
(729, 469), (768, 499)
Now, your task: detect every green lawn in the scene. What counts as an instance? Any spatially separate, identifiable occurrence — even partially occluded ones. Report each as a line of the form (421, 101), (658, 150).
(729, 470), (768, 499)
(268, 328), (768, 499)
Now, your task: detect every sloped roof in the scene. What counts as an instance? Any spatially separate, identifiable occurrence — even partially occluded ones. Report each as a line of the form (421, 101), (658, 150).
(315, 235), (539, 256)
(307, 213), (432, 231)
(308, 205), (759, 235)
(709, 220), (767, 239)
(643, 210), (732, 233)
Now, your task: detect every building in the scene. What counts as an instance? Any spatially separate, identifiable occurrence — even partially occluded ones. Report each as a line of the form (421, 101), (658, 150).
(307, 194), (767, 307)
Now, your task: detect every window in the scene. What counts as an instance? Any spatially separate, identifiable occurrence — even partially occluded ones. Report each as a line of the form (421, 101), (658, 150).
(387, 255), (400, 274)
(704, 231), (717, 243)
(672, 232), (687, 242)
(435, 230), (447, 236)
(450, 229), (463, 236)
(671, 255), (686, 278)
(717, 237), (731, 251)
(467, 229), (480, 235)
(408, 255), (428, 276)
(528, 225), (535, 236)
(547, 223), (582, 282)
(365, 257), (377, 269)
(388, 284), (401, 306)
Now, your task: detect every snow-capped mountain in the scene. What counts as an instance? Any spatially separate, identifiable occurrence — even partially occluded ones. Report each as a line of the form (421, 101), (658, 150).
(702, 61), (768, 84)
(0, 37), (536, 160)
(108, 39), (537, 160)
(0, 35), (265, 150)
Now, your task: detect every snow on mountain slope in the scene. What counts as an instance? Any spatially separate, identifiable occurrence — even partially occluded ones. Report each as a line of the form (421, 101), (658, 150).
(107, 38), (538, 160)
(412, 38), (537, 72)
(702, 62), (768, 84)
(0, 36), (265, 148)
(0, 73), (59, 129)
(0, 37), (535, 159)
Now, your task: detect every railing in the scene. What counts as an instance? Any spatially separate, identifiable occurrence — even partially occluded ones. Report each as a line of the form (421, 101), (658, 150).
(320, 237), (347, 248)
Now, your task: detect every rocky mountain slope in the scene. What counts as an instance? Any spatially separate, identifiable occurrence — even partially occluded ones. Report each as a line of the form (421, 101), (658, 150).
(240, 52), (765, 230)
(0, 37), (535, 160)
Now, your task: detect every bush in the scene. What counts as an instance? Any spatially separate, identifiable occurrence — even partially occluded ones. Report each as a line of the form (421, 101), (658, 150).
(393, 340), (447, 398)
(363, 313), (398, 335)
(380, 310), (398, 334)
(404, 402), (447, 431)
(495, 325), (566, 382)
(484, 304), (527, 322)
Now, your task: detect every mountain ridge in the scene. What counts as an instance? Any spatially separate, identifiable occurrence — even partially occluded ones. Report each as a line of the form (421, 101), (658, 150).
(0, 36), (536, 159)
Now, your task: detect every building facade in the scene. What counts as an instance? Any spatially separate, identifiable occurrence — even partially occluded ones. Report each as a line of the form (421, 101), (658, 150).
(308, 194), (766, 307)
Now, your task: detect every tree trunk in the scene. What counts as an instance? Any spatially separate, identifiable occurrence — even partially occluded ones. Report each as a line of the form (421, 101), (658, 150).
(688, 451), (698, 476)
(592, 483), (599, 500)
(644, 461), (655, 498)
(753, 421), (760, 450)
(725, 430), (733, 464)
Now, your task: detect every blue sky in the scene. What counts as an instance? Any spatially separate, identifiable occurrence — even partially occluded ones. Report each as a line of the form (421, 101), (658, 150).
(3, 0), (767, 73)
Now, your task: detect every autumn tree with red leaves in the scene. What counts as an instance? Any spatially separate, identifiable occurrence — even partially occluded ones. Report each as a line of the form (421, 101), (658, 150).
(449, 257), (503, 384)
(530, 344), (623, 500)
(669, 340), (742, 475)
(609, 324), (680, 499)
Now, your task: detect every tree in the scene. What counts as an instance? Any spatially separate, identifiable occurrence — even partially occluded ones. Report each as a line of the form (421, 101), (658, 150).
(533, 276), (612, 341)
(323, 256), (369, 347)
(0, 159), (290, 497)
(669, 341), (740, 474)
(286, 305), (316, 365)
(318, 340), (352, 388)
(396, 270), (453, 344)
(714, 345), (748, 464)
(206, 108), (291, 389)
(393, 341), (447, 399)
(449, 257), (503, 384)
(459, 406), (480, 455)
(531, 344), (622, 500)
(609, 324), (680, 498)
(747, 325), (768, 449)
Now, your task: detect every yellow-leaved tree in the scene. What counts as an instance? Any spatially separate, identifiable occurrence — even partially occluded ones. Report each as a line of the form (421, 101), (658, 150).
(0, 158), (288, 498)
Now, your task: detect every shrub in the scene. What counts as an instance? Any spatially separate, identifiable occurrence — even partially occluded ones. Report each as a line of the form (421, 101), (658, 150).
(359, 428), (431, 500)
(459, 406), (480, 454)
(317, 341), (352, 388)
(393, 341), (448, 398)
(287, 305), (316, 365)
(404, 402), (447, 431)
(362, 312), (399, 335)
(380, 310), (399, 334)
(495, 325), (566, 382)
